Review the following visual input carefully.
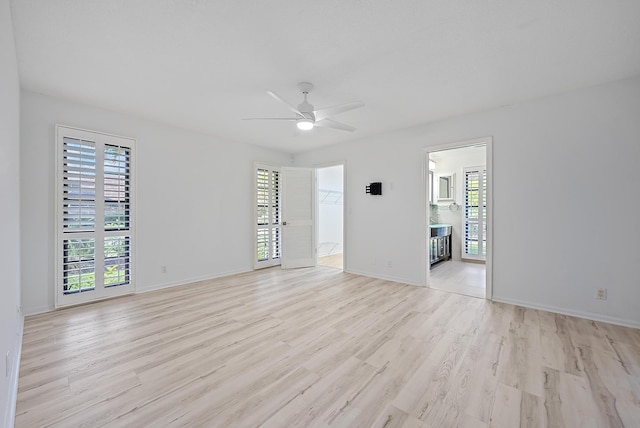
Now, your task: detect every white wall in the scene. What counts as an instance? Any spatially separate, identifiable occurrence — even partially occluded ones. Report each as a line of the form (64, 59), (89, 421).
(20, 90), (290, 315)
(430, 146), (486, 260)
(294, 76), (640, 328)
(0, 0), (23, 425)
(318, 165), (343, 256)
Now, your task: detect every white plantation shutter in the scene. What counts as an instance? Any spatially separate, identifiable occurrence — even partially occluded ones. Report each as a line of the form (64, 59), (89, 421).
(57, 126), (135, 307)
(271, 170), (281, 260)
(62, 139), (96, 231)
(104, 145), (131, 230)
(463, 166), (486, 259)
(62, 138), (97, 293)
(103, 144), (131, 287)
(255, 164), (281, 268)
(63, 238), (96, 293)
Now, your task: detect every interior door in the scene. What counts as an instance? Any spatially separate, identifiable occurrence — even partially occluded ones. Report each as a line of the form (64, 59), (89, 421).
(281, 167), (316, 269)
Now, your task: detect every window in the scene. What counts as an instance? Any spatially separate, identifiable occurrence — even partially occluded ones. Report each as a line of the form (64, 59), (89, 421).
(463, 166), (486, 259)
(255, 164), (281, 268)
(56, 126), (135, 307)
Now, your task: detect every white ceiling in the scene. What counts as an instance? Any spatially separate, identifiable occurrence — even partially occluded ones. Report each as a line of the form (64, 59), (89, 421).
(10, 0), (640, 153)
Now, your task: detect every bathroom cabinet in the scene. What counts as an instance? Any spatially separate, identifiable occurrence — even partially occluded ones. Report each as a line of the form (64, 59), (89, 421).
(429, 224), (452, 267)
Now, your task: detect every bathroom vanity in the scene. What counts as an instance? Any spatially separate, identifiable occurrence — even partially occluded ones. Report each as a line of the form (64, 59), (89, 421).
(429, 224), (452, 267)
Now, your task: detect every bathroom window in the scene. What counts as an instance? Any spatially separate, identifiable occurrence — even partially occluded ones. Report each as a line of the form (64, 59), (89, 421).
(463, 166), (486, 259)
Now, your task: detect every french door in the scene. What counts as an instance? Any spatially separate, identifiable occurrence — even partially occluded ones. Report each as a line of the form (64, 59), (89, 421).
(56, 126), (135, 307)
(254, 164), (316, 269)
(463, 166), (486, 260)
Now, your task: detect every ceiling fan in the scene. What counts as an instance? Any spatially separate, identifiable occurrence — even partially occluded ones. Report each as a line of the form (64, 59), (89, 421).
(243, 82), (364, 132)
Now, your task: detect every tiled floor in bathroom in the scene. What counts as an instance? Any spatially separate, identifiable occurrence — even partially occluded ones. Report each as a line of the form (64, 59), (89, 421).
(429, 259), (485, 298)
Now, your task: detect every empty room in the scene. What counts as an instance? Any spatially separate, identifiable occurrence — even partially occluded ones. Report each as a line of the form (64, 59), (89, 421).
(2, 1), (640, 427)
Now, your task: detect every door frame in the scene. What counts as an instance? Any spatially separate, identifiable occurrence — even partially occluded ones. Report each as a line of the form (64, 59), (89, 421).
(252, 160), (347, 272)
(314, 161), (346, 272)
(422, 137), (493, 299)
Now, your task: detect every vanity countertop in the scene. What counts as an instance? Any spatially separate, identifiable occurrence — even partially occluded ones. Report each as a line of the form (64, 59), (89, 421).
(429, 224), (452, 237)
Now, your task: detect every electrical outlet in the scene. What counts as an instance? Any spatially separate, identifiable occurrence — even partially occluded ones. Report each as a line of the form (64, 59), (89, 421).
(596, 288), (607, 300)
(387, 260), (393, 268)
(161, 265), (167, 274)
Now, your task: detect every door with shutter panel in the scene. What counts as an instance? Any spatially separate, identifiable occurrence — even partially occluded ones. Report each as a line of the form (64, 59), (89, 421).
(254, 164), (282, 268)
(56, 126), (135, 307)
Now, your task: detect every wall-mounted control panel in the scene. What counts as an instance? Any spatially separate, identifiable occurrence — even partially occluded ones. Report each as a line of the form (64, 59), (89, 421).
(366, 182), (382, 195)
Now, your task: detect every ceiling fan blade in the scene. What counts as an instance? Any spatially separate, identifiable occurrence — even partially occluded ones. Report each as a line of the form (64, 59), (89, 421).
(267, 91), (305, 117)
(314, 101), (364, 121)
(315, 118), (356, 132)
(242, 117), (298, 121)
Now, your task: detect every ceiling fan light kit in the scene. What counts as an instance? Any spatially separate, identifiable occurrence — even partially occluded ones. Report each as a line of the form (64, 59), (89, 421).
(296, 118), (314, 130)
(243, 82), (364, 133)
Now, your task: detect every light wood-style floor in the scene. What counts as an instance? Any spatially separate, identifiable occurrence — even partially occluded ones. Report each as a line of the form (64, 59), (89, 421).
(16, 267), (640, 427)
(430, 260), (485, 298)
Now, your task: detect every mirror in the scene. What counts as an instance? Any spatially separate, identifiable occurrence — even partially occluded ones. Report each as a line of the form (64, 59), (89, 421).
(437, 173), (455, 201)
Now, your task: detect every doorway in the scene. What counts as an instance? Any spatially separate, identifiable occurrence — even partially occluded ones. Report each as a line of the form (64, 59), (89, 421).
(254, 164), (319, 270)
(425, 138), (492, 299)
(317, 164), (344, 270)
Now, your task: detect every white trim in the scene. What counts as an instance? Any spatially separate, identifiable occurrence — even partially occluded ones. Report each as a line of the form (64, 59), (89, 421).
(486, 141), (494, 300)
(492, 296), (640, 330)
(346, 269), (423, 287)
(22, 305), (56, 317)
(314, 160), (346, 272)
(4, 315), (24, 428)
(135, 268), (251, 294)
(423, 137), (493, 299)
(23, 269), (252, 315)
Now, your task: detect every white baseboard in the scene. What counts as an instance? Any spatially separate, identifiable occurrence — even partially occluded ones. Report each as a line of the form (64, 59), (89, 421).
(135, 268), (251, 294)
(492, 296), (640, 330)
(345, 269), (423, 288)
(23, 304), (54, 317)
(24, 269), (253, 316)
(5, 314), (24, 428)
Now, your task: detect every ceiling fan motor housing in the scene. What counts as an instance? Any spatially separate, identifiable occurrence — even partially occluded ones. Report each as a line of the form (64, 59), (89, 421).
(297, 82), (315, 120)
(297, 103), (315, 120)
